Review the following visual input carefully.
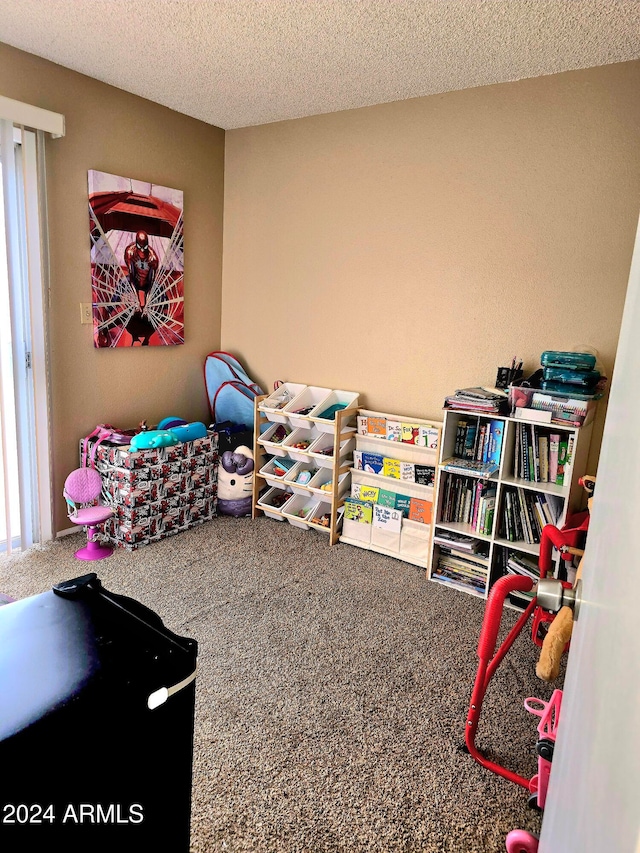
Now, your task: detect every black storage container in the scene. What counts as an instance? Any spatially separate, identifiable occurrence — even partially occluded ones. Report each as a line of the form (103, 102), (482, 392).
(0, 573), (197, 851)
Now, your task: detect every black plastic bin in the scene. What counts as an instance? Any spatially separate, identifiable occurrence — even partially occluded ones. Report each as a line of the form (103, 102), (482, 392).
(0, 572), (197, 851)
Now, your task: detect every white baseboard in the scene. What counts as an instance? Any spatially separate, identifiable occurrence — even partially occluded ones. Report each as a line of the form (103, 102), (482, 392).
(56, 526), (79, 538)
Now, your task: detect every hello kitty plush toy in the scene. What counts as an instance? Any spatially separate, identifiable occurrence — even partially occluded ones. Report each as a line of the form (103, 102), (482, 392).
(217, 446), (255, 517)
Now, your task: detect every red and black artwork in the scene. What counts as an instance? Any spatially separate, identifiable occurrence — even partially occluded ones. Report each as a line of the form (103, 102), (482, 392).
(88, 170), (184, 347)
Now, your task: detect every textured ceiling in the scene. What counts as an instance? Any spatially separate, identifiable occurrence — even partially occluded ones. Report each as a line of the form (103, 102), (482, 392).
(1, 0), (639, 129)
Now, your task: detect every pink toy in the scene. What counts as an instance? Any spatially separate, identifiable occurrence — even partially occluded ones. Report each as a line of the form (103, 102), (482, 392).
(505, 829), (539, 852)
(524, 689), (562, 810)
(63, 467), (114, 560)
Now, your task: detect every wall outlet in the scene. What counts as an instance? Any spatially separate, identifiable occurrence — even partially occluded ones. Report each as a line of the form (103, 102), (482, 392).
(80, 303), (92, 324)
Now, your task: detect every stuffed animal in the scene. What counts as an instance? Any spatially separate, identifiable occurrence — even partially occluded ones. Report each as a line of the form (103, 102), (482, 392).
(130, 430), (179, 450)
(217, 446), (254, 517)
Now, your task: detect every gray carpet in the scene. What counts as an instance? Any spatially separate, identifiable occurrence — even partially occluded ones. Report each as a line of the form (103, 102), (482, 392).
(0, 516), (559, 852)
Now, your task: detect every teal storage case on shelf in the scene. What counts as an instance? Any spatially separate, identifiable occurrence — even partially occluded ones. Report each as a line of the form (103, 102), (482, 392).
(540, 351), (597, 371)
(542, 366), (601, 388)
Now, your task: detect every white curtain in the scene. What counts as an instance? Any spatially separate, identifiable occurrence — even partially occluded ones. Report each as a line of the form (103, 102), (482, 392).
(0, 119), (53, 552)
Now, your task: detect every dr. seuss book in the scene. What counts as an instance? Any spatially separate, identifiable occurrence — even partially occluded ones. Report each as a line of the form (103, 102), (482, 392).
(344, 498), (373, 524)
(386, 420), (402, 441)
(362, 452), (384, 474)
(372, 504), (402, 532)
(382, 457), (401, 479)
(400, 462), (416, 482)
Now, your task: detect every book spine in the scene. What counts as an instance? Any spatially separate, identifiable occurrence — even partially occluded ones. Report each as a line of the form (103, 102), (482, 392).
(548, 433), (560, 483)
(463, 422), (478, 459)
(455, 420), (467, 457)
(556, 437), (568, 486)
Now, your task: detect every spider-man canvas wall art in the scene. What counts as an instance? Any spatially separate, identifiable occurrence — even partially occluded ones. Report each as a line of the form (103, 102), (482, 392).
(88, 170), (184, 347)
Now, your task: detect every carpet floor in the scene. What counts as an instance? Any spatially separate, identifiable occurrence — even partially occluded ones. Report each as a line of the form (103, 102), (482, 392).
(0, 516), (560, 852)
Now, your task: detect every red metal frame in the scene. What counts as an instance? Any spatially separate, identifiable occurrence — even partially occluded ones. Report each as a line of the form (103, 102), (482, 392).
(465, 513), (589, 788)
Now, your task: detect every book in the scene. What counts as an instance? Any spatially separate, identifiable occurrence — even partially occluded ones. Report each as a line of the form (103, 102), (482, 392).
(463, 422), (478, 459)
(367, 416), (386, 436)
(401, 423), (420, 444)
(400, 462), (416, 481)
(372, 503), (402, 532)
(408, 497), (432, 524)
(487, 420), (504, 465)
(386, 420), (402, 442)
(394, 494), (412, 517)
(539, 435), (549, 483)
(382, 457), (401, 479)
(377, 489), (396, 508)
(362, 452), (384, 475)
(356, 416), (368, 435)
(442, 457), (499, 477)
(415, 425), (439, 449)
(548, 433), (560, 483)
(352, 450), (364, 470)
(414, 464), (435, 486)
(343, 498), (373, 523)
(359, 485), (380, 504)
(455, 419), (468, 457)
(556, 438), (568, 485)
(432, 530), (482, 553)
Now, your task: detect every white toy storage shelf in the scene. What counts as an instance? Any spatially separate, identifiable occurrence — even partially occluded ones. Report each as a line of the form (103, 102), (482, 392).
(252, 386), (359, 545)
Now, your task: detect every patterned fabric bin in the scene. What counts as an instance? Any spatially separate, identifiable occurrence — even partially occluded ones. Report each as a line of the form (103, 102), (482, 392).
(81, 431), (218, 551)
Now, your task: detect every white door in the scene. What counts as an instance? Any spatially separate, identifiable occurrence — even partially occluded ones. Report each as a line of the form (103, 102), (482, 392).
(539, 217), (640, 851)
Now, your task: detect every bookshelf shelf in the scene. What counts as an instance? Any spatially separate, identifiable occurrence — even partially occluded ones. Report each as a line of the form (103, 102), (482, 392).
(339, 409), (442, 569)
(252, 393), (356, 545)
(429, 407), (593, 603)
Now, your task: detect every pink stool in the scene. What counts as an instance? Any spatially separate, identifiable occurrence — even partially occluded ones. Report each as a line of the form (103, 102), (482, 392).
(63, 468), (114, 560)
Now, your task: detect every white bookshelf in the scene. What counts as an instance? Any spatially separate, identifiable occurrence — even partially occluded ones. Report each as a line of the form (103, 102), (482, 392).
(429, 407), (593, 604)
(339, 409), (443, 569)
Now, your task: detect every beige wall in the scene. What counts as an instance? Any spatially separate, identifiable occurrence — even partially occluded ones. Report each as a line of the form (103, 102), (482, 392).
(222, 61), (640, 473)
(0, 43), (225, 533)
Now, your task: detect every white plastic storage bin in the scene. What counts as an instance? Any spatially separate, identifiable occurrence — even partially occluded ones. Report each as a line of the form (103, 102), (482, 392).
(283, 386), (332, 430)
(308, 433), (355, 468)
(283, 461), (318, 495)
(257, 422), (292, 458)
(309, 390), (360, 433)
(281, 427), (321, 462)
(258, 383), (307, 424)
(258, 456), (297, 489)
(307, 468), (350, 498)
(306, 501), (342, 533)
(400, 518), (432, 562)
(256, 486), (293, 520)
(281, 495), (319, 530)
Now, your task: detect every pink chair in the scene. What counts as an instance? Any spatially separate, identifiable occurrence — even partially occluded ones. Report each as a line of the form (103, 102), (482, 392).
(63, 467), (114, 560)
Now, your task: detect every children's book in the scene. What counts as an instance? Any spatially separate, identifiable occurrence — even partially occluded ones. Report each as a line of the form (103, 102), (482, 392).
(426, 427), (440, 451)
(362, 452), (384, 474)
(383, 457), (401, 479)
(352, 450), (364, 471)
(414, 464), (435, 487)
(408, 497), (432, 524)
(343, 498), (373, 524)
(400, 462), (416, 482)
(372, 504), (402, 532)
(394, 494), (412, 517)
(401, 423), (420, 444)
(556, 437), (568, 485)
(386, 420), (402, 442)
(359, 485), (380, 504)
(377, 489), (397, 508)
(367, 416), (387, 436)
(356, 416), (368, 436)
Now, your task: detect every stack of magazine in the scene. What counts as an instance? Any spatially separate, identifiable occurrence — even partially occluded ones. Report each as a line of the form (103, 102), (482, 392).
(444, 387), (508, 414)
